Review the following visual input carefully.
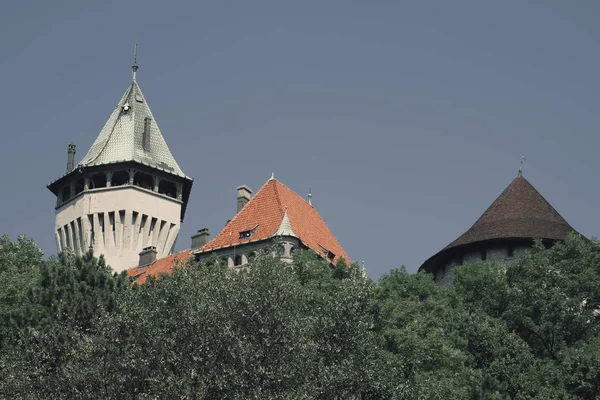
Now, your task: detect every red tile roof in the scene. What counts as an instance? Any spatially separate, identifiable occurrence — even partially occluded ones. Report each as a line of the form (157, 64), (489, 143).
(197, 178), (350, 264)
(127, 249), (192, 285)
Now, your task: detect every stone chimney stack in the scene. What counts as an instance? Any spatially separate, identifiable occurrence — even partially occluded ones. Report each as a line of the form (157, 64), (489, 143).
(66, 143), (76, 174)
(191, 228), (210, 251)
(237, 185), (252, 212)
(138, 246), (157, 267)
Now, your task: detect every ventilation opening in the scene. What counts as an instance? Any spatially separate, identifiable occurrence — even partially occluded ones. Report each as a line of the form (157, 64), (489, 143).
(239, 225), (259, 240)
(319, 244), (335, 262)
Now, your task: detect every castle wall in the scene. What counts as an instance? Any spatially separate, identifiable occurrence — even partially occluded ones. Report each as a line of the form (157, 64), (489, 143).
(435, 244), (529, 285)
(55, 185), (182, 272)
(196, 237), (302, 267)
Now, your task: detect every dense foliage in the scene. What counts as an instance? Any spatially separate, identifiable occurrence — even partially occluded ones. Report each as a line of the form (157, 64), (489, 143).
(0, 233), (599, 399)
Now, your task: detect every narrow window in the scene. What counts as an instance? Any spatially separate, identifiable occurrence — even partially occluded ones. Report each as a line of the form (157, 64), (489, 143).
(234, 255), (242, 266)
(143, 118), (151, 151)
(88, 215), (95, 247)
(507, 246), (514, 258)
(98, 213), (105, 234)
(481, 250), (487, 261)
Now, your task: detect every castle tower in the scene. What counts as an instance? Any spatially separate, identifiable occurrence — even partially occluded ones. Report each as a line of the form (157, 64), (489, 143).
(419, 171), (580, 283)
(47, 58), (193, 272)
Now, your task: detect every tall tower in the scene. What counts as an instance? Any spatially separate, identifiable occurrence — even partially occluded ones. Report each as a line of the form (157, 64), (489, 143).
(47, 56), (193, 272)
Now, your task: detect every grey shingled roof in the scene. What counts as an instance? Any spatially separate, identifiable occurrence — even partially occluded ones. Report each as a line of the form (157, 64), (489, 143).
(78, 79), (189, 179)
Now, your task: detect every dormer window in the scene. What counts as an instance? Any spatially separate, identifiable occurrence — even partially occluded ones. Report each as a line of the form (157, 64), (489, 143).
(239, 225), (258, 240)
(122, 102), (131, 114)
(319, 244), (336, 262)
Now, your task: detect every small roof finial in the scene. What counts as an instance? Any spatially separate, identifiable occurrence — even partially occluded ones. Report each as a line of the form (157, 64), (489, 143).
(132, 42), (139, 80)
(308, 187), (312, 205)
(518, 155), (526, 176)
(270, 171), (275, 180)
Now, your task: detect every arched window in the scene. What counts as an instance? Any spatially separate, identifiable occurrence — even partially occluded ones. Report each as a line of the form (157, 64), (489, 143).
(158, 179), (177, 198)
(111, 170), (129, 186)
(133, 171), (154, 191)
(234, 255), (242, 266)
(89, 173), (107, 189)
(248, 252), (256, 263)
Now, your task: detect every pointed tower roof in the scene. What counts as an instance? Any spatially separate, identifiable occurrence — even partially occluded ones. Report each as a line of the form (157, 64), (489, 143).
(420, 173), (580, 272)
(195, 178), (349, 264)
(273, 208), (298, 237)
(78, 78), (189, 178)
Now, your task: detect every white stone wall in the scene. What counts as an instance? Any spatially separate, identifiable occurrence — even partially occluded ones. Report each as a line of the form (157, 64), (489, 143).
(55, 185), (182, 272)
(435, 244), (529, 284)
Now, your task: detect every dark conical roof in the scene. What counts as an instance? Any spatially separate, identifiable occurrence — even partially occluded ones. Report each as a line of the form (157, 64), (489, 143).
(419, 173), (579, 272)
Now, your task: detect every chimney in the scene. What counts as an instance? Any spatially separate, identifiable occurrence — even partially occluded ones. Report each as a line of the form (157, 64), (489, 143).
(66, 143), (76, 174)
(191, 228), (210, 251)
(237, 185), (252, 212)
(138, 246), (157, 267)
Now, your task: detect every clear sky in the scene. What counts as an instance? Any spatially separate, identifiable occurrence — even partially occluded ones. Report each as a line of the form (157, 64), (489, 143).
(1, 0), (598, 278)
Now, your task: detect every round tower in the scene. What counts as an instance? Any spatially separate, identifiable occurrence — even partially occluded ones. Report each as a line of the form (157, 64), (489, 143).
(419, 171), (581, 283)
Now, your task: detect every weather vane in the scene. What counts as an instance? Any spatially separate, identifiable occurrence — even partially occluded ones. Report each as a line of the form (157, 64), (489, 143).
(519, 155), (526, 175)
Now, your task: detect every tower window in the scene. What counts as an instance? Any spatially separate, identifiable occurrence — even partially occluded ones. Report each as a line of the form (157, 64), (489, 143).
(481, 250), (487, 261)
(143, 118), (151, 151)
(234, 255), (242, 266)
(507, 246), (514, 258)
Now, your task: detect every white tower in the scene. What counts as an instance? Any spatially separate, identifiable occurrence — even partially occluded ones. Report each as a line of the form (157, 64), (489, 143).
(47, 56), (193, 272)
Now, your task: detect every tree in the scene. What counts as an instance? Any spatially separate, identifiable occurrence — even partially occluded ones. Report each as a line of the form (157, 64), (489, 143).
(0, 249), (127, 398)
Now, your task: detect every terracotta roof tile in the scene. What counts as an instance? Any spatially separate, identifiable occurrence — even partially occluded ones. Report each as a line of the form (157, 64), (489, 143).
(197, 178), (350, 264)
(127, 249), (192, 285)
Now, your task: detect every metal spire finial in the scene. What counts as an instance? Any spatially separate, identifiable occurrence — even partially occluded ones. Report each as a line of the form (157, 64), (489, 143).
(518, 155), (526, 176)
(308, 187), (312, 205)
(270, 171), (275, 180)
(132, 42), (139, 80)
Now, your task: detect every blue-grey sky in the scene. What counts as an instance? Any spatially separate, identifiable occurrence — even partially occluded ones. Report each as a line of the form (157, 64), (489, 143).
(1, 0), (598, 278)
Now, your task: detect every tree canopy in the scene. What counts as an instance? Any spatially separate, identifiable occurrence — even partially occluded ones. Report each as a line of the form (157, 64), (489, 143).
(1, 233), (599, 399)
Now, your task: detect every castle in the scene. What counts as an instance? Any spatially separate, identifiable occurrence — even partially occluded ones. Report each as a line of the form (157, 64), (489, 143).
(47, 61), (582, 281)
